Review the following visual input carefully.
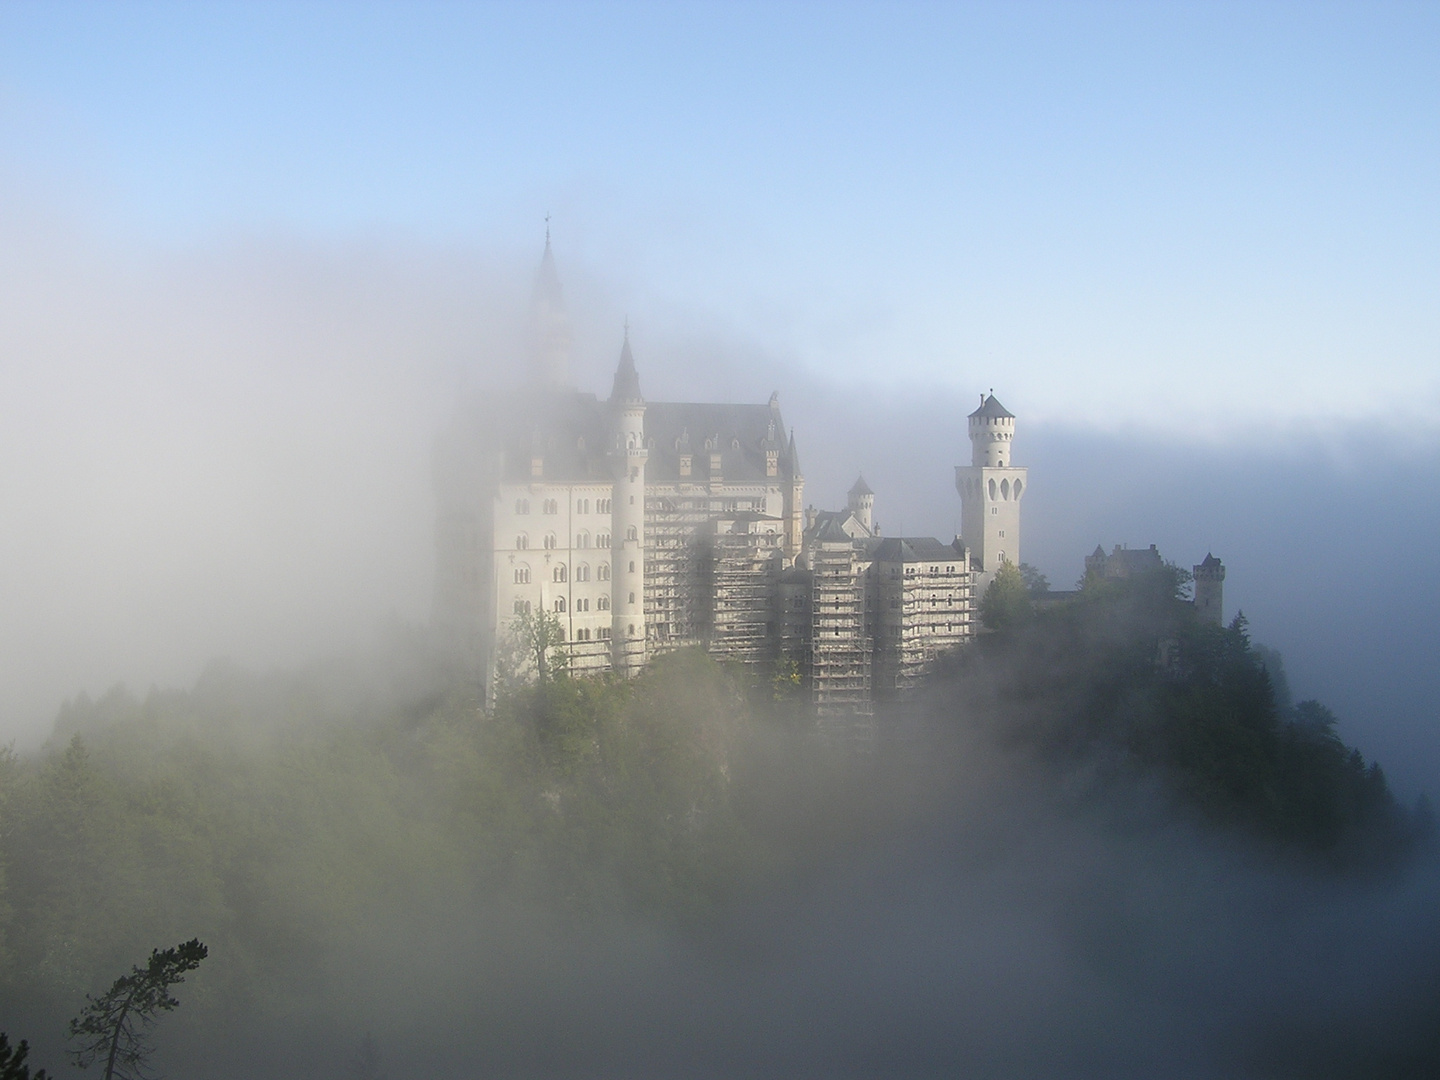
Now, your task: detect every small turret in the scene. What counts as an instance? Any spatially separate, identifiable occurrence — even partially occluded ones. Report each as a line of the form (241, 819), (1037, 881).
(968, 393), (1015, 467)
(848, 474), (874, 534)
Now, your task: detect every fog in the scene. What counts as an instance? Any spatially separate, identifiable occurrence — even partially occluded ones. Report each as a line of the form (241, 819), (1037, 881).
(3, 187), (1440, 1077)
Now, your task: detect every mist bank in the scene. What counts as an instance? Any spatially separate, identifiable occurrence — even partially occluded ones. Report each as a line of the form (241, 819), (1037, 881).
(2, 571), (1436, 1079)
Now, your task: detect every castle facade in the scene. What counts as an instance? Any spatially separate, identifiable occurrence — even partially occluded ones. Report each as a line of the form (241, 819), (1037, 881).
(432, 240), (1024, 709)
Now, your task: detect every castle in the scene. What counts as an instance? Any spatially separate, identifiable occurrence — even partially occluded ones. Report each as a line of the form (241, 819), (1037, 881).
(432, 238), (1221, 710)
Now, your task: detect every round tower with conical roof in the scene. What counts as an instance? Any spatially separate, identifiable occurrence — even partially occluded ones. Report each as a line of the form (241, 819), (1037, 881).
(848, 475), (875, 535)
(607, 327), (648, 674)
(955, 392), (1028, 580)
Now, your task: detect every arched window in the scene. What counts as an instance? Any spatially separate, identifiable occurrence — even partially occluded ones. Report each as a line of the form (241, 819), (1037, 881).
(597, 532), (610, 548)
(598, 563), (610, 581)
(554, 597), (566, 613)
(516, 534), (528, 550)
(598, 595), (610, 610)
(513, 566), (531, 584)
(1013, 480), (1023, 499)
(513, 599), (531, 615)
(576, 531), (590, 549)
(576, 597), (589, 612)
(579, 499), (589, 514)
(628, 561), (635, 573)
(553, 564), (567, 583)
(576, 564), (590, 582)
(988, 479), (997, 500)
(543, 499), (558, 514)
(515, 499), (530, 515)
(600, 498), (612, 513)
(626, 526), (637, 541)
(543, 533), (557, 550)
(628, 592), (636, 605)
(1000, 479), (1011, 500)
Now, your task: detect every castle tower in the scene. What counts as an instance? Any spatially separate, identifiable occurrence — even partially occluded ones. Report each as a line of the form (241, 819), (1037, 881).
(785, 428), (805, 560)
(847, 475), (875, 535)
(954, 393), (1027, 577)
(1193, 553), (1226, 625)
(528, 226), (573, 390)
(608, 327), (648, 674)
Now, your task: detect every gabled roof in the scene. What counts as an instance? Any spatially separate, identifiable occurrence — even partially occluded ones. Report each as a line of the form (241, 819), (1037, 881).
(969, 394), (1014, 420)
(867, 536), (964, 563)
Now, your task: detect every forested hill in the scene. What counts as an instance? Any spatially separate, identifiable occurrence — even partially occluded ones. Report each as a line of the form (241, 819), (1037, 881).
(0, 574), (1434, 1078)
(948, 561), (1430, 862)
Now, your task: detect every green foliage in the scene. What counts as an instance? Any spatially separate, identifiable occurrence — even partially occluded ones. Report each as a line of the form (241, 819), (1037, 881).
(0, 1032), (49, 1080)
(68, 939), (207, 1080)
(980, 558), (1033, 630)
(950, 564), (1418, 862)
(496, 607), (571, 689)
(1018, 562), (1050, 597)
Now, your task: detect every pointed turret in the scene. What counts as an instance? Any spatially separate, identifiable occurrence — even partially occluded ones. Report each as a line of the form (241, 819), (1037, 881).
(528, 228), (573, 390)
(609, 326), (643, 403)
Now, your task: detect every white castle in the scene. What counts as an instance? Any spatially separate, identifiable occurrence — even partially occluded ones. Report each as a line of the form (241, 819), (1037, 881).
(432, 239), (1222, 710)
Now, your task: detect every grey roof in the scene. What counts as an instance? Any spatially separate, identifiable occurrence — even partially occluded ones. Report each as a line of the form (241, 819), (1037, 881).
(610, 333), (642, 402)
(812, 517), (854, 544)
(476, 388), (800, 486)
(867, 536), (964, 563)
(1198, 552), (1222, 567)
(969, 394), (1014, 420)
(848, 474), (873, 497)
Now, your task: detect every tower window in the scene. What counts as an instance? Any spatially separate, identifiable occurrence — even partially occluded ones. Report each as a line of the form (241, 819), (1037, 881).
(628, 592), (636, 605)
(991, 507), (998, 516)
(598, 563), (611, 581)
(598, 595), (610, 610)
(516, 534), (529, 549)
(628, 561), (635, 573)
(626, 526), (637, 541)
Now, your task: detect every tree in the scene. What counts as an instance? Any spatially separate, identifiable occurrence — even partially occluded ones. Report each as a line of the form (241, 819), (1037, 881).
(1018, 562), (1050, 597)
(0, 1033), (49, 1080)
(498, 607), (570, 688)
(68, 939), (208, 1080)
(980, 559), (1032, 630)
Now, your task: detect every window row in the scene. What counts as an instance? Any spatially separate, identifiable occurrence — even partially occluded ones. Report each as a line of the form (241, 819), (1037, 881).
(513, 563), (611, 584)
(514, 596), (612, 615)
(515, 497), (615, 515)
(514, 532), (613, 550)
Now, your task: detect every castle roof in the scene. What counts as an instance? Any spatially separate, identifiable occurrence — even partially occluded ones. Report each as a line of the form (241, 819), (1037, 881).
(1198, 552), (1222, 568)
(849, 474), (873, 497)
(477, 390), (801, 486)
(609, 331), (642, 402)
(969, 394), (1014, 420)
(866, 536), (964, 563)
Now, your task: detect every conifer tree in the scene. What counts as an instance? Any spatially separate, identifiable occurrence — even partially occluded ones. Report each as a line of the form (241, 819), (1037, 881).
(67, 939), (207, 1080)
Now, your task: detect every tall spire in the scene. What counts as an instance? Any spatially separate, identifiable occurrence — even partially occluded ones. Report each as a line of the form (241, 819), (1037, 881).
(528, 223), (573, 390)
(610, 322), (643, 402)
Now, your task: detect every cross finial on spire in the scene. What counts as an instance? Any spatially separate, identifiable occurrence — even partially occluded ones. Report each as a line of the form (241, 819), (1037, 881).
(545, 212), (551, 244)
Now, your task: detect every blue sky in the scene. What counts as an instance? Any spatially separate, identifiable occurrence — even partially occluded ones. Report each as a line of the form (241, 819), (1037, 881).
(2, 3), (1439, 788)
(3, 1), (1438, 428)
